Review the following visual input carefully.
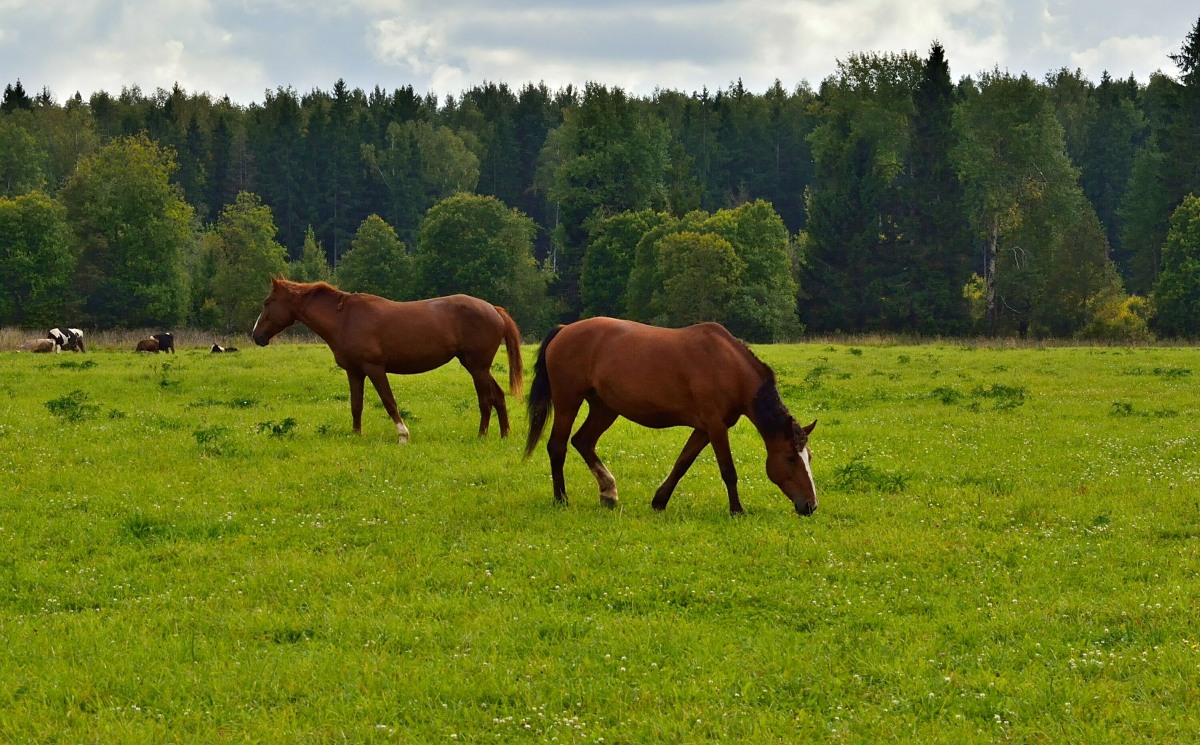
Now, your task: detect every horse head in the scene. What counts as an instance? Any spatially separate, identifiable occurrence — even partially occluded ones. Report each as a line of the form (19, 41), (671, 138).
(765, 419), (818, 516)
(252, 277), (299, 346)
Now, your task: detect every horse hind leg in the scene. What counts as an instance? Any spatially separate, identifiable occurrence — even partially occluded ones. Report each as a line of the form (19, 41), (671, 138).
(469, 369), (509, 438)
(547, 398), (583, 505)
(570, 400), (620, 508)
(490, 376), (510, 437)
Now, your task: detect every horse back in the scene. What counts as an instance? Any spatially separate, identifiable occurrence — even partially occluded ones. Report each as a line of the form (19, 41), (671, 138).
(339, 293), (505, 373)
(547, 318), (758, 428)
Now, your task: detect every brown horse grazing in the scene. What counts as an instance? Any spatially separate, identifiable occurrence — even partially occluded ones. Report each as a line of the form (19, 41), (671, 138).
(251, 278), (523, 442)
(524, 318), (817, 516)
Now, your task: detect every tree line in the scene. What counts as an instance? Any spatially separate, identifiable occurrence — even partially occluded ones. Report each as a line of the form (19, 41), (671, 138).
(2, 17), (1199, 340)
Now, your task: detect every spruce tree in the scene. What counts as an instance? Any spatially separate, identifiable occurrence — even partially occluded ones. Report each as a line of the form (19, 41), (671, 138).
(902, 42), (973, 334)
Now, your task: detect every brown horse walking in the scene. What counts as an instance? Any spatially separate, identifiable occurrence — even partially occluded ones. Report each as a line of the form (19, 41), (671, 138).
(252, 278), (523, 442)
(525, 317), (817, 516)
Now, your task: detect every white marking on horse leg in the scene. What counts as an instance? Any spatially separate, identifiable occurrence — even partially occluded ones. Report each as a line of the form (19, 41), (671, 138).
(396, 420), (410, 444)
(591, 462), (618, 505)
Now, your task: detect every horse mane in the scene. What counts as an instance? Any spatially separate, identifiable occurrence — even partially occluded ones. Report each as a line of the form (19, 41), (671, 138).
(276, 279), (351, 310)
(741, 342), (792, 436)
(276, 278), (344, 299)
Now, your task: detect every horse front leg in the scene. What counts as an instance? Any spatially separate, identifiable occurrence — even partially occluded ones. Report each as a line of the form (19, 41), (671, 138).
(652, 429), (711, 511)
(364, 365), (409, 443)
(709, 428), (743, 515)
(347, 370), (366, 435)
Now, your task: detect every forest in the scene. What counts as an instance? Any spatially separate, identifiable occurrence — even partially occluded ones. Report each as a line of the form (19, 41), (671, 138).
(2, 17), (1199, 340)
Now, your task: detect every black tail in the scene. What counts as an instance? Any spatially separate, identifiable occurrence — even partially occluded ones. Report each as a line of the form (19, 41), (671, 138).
(524, 325), (564, 458)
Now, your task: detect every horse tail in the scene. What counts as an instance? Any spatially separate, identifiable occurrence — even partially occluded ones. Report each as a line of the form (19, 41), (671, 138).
(495, 305), (524, 396)
(524, 324), (564, 458)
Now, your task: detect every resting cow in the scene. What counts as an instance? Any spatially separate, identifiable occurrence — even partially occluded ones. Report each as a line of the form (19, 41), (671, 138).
(27, 338), (58, 353)
(211, 344), (239, 353)
(135, 338), (160, 353)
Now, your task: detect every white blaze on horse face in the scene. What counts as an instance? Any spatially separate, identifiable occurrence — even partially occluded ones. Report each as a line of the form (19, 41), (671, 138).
(800, 446), (816, 496)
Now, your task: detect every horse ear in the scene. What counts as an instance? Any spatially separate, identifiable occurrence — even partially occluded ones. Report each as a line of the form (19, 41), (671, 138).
(802, 419), (817, 435)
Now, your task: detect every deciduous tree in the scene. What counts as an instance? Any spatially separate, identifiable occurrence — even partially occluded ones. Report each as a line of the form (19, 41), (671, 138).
(0, 191), (77, 326)
(210, 192), (287, 332)
(337, 215), (412, 301)
(59, 134), (192, 327)
(415, 193), (549, 331)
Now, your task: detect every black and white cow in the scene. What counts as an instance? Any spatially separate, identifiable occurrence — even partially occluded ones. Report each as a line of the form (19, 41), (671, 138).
(210, 344), (240, 353)
(48, 327), (86, 352)
(151, 332), (175, 353)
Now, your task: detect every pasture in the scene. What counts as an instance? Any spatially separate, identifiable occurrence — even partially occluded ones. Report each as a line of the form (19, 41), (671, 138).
(1, 339), (1198, 742)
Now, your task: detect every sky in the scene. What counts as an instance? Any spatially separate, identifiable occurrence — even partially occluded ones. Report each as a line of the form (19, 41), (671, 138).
(1, 1), (1196, 105)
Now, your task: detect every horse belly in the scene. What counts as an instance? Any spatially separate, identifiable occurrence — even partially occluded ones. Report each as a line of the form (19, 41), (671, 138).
(593, 380), (698, 430)
(384, 351), (455, 375)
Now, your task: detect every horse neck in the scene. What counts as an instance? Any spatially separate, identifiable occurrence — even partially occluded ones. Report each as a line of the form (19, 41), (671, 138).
(291, 288), (344, 344)
(744, 361), (791, 442)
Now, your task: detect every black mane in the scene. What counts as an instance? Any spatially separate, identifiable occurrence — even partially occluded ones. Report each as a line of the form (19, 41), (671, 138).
(750, 364), (793, 436)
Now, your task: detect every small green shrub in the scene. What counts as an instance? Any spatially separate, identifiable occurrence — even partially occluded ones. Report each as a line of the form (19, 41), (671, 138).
(256, 417), (297, 438)
(44, 390), (100, 422)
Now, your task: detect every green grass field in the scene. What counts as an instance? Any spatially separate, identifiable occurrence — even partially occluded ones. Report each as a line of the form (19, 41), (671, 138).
(1, 340), (1198, 742)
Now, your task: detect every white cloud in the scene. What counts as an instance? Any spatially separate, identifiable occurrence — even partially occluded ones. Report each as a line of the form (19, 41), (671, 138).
(0, 0), (1191, 103)
(369, 18), (446, 73)
(1070, 35), (1175, 79)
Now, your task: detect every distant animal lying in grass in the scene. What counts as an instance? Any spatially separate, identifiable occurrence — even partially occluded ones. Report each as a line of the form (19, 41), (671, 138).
(26, 338), (58, 353)
(210, 344), (239, 353)
(135, 338), (160, 353)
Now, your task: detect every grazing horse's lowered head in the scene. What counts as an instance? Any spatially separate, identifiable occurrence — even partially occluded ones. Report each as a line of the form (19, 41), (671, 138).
(752, 377), (818, 516)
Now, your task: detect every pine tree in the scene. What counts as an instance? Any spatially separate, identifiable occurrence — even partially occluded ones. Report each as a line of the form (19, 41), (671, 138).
(901, 42), (973, 334)
(288, 226), (332, 283)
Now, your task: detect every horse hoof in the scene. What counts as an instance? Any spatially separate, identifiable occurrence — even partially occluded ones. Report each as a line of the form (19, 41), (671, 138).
(651, 501), (668, 512)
